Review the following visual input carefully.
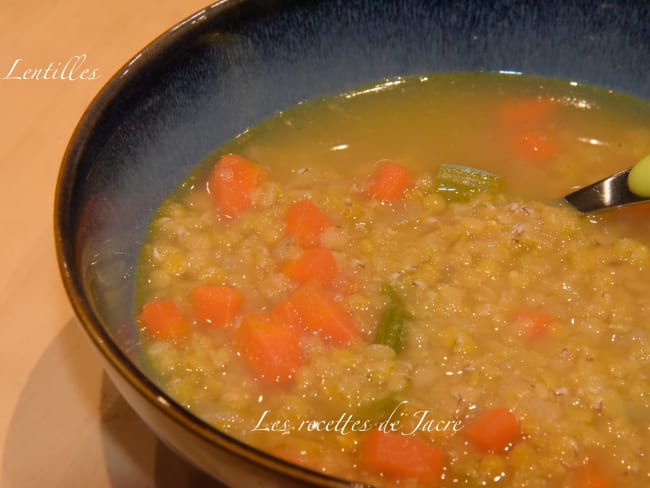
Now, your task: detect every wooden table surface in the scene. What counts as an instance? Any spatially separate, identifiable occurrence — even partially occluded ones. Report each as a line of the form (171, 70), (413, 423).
(0, 1), (229, 486)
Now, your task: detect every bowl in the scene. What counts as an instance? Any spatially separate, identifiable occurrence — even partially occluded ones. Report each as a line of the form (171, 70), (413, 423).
(54, 0), (650, 486)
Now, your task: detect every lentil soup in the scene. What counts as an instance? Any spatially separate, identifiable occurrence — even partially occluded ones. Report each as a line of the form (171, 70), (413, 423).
(135, 73), (650, 487)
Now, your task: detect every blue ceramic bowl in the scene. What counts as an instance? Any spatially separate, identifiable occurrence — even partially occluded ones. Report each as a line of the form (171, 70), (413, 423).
(55, 0), (650, 486)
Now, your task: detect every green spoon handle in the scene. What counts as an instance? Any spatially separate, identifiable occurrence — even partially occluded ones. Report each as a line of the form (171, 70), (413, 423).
(628, 154), (650, 198)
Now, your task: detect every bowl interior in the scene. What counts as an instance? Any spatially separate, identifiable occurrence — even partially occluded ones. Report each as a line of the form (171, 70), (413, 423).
(56, 0), (650, 483)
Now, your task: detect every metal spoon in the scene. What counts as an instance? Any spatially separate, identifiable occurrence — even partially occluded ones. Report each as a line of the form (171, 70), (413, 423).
(563, 155), (650, 213)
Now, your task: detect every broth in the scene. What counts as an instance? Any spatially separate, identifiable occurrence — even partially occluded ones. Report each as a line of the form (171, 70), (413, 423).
(135, 73), (650, 487)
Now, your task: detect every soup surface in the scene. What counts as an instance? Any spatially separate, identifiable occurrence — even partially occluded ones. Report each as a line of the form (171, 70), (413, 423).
(135, 73), (650, 487)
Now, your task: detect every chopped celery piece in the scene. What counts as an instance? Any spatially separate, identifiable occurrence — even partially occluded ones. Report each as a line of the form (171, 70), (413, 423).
(358, 393), (406, 425)
(380, 283), (404, 306)
(433, 163), (502, 202)
(374, 284), (411, 353)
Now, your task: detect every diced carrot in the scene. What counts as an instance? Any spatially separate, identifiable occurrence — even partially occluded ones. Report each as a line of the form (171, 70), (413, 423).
(358, 430), (446, 484)
(269, 299), (303, 333)
(567, 461), (614, 488)
(235, 312), (303, 387)
(508, 131), (559, 163)
(618, 202), (650, 218)
(498, 97), (561, 164)
(285, 200), (333, 248)
(366, 161), (412, 203)
(510, 308), (556, 341)
(465, 407), (521, 453)
(329, 273), (359, 295)
(137, 299), (189, 341)
(289, 280), (362, 346)
(282, 247), (338, 287)
(499, 97), (557, 128)
(208, 154), (266, 218)
(190, 284), (242, 328)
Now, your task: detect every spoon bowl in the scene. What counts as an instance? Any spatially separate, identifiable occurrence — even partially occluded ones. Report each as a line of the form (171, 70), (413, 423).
(564, 155), (650, 213)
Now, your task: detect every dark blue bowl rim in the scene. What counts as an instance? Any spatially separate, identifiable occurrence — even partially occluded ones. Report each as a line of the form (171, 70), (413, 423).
(54, 0), (650, 485)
